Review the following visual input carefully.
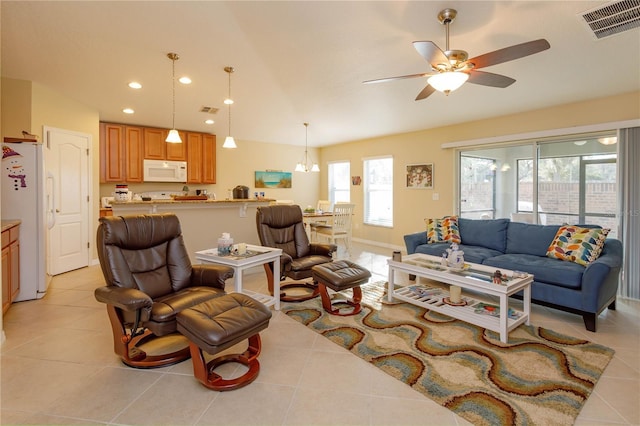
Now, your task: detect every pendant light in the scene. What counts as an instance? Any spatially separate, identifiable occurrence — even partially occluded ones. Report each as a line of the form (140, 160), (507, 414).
(165, 53), (182, 144)
(222, 66), (237, 149)
(295, 122), (319, 172)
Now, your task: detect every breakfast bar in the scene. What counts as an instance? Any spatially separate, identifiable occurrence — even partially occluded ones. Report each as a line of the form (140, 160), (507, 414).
(111, 199), (274, 263)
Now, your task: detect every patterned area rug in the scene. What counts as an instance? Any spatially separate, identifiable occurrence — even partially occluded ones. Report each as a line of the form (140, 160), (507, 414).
(282, 281), (615, 426)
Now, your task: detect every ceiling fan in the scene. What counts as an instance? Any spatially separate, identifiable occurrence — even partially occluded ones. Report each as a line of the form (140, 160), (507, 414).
(363, 8), (550, 100)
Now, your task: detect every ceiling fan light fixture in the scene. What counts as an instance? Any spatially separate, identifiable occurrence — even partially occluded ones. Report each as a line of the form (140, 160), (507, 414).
(428, 71), (468, 94)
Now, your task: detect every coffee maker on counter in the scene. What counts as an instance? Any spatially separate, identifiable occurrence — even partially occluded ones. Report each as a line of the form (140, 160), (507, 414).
(232, 185), (249, 199)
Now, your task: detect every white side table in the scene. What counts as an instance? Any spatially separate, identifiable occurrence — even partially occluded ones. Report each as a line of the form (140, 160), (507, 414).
(195, 244), (282, 310)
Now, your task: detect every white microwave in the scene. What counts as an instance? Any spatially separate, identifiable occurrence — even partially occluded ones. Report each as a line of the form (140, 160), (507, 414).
(143, 159), (187, 182)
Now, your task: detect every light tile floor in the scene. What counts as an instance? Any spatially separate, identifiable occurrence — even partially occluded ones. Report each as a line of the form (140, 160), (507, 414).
(1, 242), (639, 425)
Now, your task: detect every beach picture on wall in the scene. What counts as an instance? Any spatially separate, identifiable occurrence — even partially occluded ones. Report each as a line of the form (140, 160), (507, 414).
(406, 163), (433, 189)
(255, 170), (292, 188)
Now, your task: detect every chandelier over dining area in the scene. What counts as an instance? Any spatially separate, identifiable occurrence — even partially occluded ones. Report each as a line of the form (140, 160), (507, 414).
(295, 122), (319, 172)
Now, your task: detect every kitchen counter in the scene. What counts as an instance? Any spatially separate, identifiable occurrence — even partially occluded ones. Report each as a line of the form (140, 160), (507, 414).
(1, 220), (22, 232)
(110, 199), (276, 263)
(111, 198), (274, 205)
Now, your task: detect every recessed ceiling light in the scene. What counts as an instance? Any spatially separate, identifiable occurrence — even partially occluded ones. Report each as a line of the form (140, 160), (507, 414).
(122, 108), (134, 114)
(574, 141), (587, 146)
(179, 76), (192, 84)
(128, 82), (142, 89)
(205, 119), (214, 125)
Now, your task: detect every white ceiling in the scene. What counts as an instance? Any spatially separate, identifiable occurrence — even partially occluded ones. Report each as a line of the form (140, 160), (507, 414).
(2, 1), (639, 148)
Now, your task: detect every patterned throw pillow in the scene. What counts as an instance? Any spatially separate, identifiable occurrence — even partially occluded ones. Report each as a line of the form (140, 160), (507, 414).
(546, 225), (610, 266)
(425, 216), (461, 244)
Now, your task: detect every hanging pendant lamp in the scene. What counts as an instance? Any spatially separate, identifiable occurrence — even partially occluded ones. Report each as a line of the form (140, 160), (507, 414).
(222, 66), (237, 149)
(165, 53), (182, 144)
(295, 123), (319, 172)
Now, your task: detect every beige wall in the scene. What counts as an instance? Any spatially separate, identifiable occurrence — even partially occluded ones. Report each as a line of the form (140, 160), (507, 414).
(1, 78), (32, 139)
(320, 91), (640, 249)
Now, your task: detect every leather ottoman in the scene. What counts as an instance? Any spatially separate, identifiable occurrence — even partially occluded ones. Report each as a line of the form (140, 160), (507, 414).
(177, 293), (272, 391)
(311, 260), (371, 316)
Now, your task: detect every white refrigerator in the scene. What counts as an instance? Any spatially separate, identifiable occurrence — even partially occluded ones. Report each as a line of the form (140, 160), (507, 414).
(2, 141), (51, 301)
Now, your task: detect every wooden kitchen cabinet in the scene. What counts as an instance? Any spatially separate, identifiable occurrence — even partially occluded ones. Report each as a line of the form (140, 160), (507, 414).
(186, 133), (216, 184)
(143, 127), (166, 160)
(202, 134), (216, 183)
(2, 223), (20, 315)
(124, 126), (144, 182)
(166, 131), (187, 161)
(100, 123), (125, 182)
(101, 122), (215, 183)
(99, 123), (143, 183)
(144, 128), (187, 161)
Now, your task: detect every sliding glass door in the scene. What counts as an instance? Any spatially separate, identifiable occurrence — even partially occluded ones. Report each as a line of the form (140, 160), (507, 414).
(458, 133), (618, 237)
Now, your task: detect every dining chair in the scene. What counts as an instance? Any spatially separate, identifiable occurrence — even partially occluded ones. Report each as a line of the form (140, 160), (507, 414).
(316, 200), (331, 212)
(313, 203), (355, 254)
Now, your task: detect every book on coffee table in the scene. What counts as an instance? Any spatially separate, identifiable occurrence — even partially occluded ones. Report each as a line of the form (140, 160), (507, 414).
(473, 302), (522, 319)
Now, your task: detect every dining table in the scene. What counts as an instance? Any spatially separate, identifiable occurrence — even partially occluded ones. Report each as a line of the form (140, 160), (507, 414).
(302, 211), (333, 241)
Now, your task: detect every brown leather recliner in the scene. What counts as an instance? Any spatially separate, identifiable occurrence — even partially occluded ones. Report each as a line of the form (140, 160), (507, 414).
(256, 205), (336, 302)
(95, 213), (234, 368)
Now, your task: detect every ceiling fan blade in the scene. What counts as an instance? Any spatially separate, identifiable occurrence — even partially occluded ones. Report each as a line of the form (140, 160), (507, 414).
(415, 84), (436, 101)
(468, 39), (550, 69)
(413, 41), (448, 67)
(363, 72), (432, 84)
(467, 70), (516, 88)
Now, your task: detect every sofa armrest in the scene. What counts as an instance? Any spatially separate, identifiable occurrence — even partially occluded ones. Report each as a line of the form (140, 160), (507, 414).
(404, 231), (427, 255)
(94, 286), (152, 311)
(191, 264), (234, 290)
(581, 238), (623, 312)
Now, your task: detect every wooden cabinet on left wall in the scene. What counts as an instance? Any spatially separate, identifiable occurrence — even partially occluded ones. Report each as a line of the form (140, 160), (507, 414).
(2, 223), (20, 315)
(99, 123), (144, 183)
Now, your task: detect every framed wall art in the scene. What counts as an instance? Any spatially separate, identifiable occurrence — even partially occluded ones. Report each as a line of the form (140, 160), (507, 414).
(406, 163), (433, 189)
(255, 170), (292, 188)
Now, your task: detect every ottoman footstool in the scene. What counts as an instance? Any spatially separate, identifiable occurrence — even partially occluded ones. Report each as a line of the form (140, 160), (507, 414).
(177, 293), (272, 391)
(312, 260), (371, 316)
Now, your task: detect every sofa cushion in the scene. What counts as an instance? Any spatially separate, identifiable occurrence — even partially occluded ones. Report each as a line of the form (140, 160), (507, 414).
(483, 254), (584, 289)
(546, 225), (609, 266)
(425, 216), (461, 244)
(415, 243), (502, 264)
(506, 222), (561, 256)
(458, 218), (509, 253)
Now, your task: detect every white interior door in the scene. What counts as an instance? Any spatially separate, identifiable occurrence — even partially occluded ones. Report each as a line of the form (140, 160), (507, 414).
(45, 127), (91, 275)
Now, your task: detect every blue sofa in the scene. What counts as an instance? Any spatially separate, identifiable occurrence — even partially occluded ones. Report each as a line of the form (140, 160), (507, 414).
(404, 218), (623, 332)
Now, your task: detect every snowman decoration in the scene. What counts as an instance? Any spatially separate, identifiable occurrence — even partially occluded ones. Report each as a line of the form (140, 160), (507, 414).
(2, 145), (27, 190)
(446, 242), (465, 270)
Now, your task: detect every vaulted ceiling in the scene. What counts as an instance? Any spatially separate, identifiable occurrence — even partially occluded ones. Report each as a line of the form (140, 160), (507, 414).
(2, 1), (639, 147)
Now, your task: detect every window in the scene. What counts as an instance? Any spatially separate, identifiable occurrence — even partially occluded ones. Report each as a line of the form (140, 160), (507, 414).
(328, 161), (350, 207)
(364, 156), (393, 227)
(458, 133), (618, 237)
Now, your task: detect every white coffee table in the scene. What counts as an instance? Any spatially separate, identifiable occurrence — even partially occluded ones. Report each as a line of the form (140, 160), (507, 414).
(195, 244), (282, 310)
(388, 253), (532, 343)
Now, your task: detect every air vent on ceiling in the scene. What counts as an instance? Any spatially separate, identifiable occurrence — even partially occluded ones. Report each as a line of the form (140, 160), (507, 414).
(578, 0), (640, 39)
(200, 106), (219, 114)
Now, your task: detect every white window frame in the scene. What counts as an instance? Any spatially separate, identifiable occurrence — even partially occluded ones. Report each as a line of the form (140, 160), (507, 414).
(328, 160), (350, 207)
(363, 155), (393, 227)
